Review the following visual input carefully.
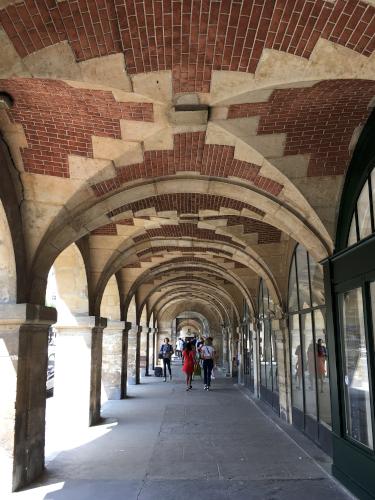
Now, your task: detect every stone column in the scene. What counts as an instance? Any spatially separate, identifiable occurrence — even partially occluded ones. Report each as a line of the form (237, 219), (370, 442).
(120, 321), (131, 398)
(272, 318), (292, 423)
(231, 326), (239, 379)
(127, 324), (139, 385)
(222, 326), (230, 375)
(145, 327), (152, 376)
(139, 325), (147, 378)
(251, 321), (260, 397)
(0, 303), (57, 493)
(102, 320), (125, 401)
(53, 316), (107, 428)
(152, 327), (157, 370)
(237, 325), (244, 384)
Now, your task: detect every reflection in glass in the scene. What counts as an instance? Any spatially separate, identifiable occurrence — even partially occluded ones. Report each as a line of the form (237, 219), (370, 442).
(259, 320), (266, 386)
(262, 281), (269, 319)
(372, 169), (375, 218)
(290, 314), (303, 411)
(249, 329), (254, 386)
(296, 245), (310, 309)
(243, 327), (249, 375)
(259, 279), (278, 395)
(301, 314), (317, 419)
(357, 181), (372, 240)
(309, 256), (325, 307)
(272, 330), (278, 393)
(341, 288), (373, 449)
(371, 282), (375, 353)
(315, 309), (331, 427)
(288, 255), (298, 312)
(348, 216), (357, 246)
(264, 319), (272, 390)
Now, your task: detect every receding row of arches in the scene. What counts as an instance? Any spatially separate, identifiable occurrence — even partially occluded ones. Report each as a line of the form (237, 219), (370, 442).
(1, 90), (375, 500)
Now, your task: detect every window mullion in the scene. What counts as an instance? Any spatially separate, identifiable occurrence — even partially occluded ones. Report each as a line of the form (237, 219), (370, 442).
(368, 173), (375, 234)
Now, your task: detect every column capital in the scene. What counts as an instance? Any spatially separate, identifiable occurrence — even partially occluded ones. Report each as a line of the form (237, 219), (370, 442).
(94, 316), (107, 329)
(105, 319), (125, 331)
(0, 303), (57, 326)
(123, 321), (132, 332)
(55, 315), (107, 331)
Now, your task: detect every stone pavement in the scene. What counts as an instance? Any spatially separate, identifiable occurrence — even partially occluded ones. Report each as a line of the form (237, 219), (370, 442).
(12, 362), (353, 500)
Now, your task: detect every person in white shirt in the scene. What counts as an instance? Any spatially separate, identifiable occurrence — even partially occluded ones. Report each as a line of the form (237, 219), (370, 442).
(201, 337), (215, 391)
(178, 337), (184, 358)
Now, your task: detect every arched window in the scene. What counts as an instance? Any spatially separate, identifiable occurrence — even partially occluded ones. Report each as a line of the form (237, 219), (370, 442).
(327, 108), (375, 497)
(288, 244), (331, 453)
(258, 279), (278, 412)
(347, 166), (375, 246)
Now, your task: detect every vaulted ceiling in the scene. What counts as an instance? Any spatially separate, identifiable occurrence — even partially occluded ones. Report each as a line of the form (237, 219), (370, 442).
(0, 0), (374, 325)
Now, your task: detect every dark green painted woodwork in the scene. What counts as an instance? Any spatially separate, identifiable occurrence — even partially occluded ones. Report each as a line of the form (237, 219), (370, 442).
(326, 107), (375, 498)
(336, 108), (375, 251)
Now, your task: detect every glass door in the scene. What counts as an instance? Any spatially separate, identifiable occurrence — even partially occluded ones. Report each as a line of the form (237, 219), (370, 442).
(243, 324), (254, 391)
(339, 286), (374, 450)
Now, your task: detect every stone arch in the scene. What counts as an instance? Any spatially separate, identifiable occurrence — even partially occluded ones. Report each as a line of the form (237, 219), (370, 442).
(122, 257), (256, 317)
(126, 295), (137, 327)
(151, 287), (233, 327)
(158, 300), (224, 334)
(176, 318), (205, 337)
(45, 242), (92, 439)
(148, 311), (154, 328)
(139, 278), (241, 324)
(136, 270), (245, 320)
(29, 173), (332, 306)
(46, 243), (89, 322)
(92, 235), (281, 314)
(100, 275), (120, 321)
(0, 138), (27, 303)
(0, 198), (16, 304)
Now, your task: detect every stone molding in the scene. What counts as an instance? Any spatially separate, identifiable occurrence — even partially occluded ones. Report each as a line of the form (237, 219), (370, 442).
(105, 319), (125, 331)
(0, 303), (56, 325)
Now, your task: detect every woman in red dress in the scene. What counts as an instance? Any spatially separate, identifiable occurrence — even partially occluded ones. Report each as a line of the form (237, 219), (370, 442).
(182, 342), (195, 391)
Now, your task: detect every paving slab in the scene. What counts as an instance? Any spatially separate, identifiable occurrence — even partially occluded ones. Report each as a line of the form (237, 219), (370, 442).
(11, 362), (353, 500)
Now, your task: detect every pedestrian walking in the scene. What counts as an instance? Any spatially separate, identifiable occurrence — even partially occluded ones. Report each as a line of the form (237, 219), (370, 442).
(201, 337), (215, 391)
(182, 342), (195, 390)
(178, 337), (185, 358)
(159, 337), (173, 382)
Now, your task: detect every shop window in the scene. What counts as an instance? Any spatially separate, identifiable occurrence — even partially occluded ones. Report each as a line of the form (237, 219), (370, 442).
(346, 166), (374, 246)
(314, 309), (331, 427)
(328, 106), (375, 497)
(242, 300), (254, 392)
(288, 255), (298, 312)
(288, 244), (331, 449)
(340, 288), (373, 449)
(309, 254), (325, 308)
(296, 245), (310, 309)
(258, 280), (279, 411)
(290, 314), (303, 412)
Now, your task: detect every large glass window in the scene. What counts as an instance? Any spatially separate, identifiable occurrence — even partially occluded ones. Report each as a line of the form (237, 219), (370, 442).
(347, 166), (375, 246)
(302, 313), (317, 419)
(242, 300), (254, 392)
(371, 282), (375, 352)
(296, 246), (310, 309)
(288, 244), (331, 434)
(288, 255), (298, 312)
(258, 280), (278, 398)
(314, 309), (331, 427)
(340, 287), (373, 449)
(290, 314), (303, 411)
(309, 254), (325, 308)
